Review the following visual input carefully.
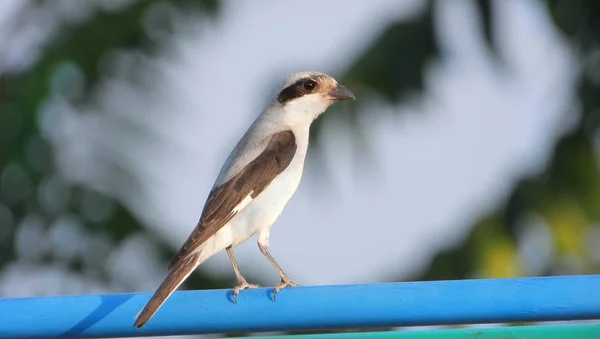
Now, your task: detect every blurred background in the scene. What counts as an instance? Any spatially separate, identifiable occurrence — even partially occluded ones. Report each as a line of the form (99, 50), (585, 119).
(1, 0), (600, 337)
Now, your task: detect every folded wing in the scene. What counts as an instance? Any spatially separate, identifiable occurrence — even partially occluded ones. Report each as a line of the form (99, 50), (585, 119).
(168, 130), (297, 270)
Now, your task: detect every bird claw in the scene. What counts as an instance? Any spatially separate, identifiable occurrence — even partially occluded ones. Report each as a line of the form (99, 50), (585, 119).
(232, 282), (261, 303)
(272, 279), (299, 301)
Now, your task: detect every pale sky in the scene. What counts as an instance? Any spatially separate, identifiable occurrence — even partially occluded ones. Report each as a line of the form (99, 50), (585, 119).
(1, 0), (577, 298)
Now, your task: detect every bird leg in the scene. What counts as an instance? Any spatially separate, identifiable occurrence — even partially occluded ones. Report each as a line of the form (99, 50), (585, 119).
(258, 235), (299, 300)
(226, 246), (260, 303)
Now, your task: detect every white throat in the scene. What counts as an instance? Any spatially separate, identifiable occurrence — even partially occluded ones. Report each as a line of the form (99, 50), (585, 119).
(281, 94), (330, 126)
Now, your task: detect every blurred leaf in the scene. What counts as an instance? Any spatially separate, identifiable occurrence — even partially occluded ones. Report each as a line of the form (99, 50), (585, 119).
(476, 0), (494, 51)
(546, 0), (600, 51)
(342, 2), (438, 102)
(542, 195), (588, 256)
(477, 224), (522, 278)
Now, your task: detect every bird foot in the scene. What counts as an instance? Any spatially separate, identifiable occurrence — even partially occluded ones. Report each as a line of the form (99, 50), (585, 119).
(232, 281), (261, 303)
(272, 279), (299, 301)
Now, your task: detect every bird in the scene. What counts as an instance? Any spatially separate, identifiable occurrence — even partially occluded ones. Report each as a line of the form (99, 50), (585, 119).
(133, 71), (355, 328)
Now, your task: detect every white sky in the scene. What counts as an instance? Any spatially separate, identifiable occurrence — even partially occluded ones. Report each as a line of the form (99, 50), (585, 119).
(0, 0), (578, 296)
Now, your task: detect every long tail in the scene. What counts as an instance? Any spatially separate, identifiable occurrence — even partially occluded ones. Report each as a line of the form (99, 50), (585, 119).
(134, 254), (200, 328)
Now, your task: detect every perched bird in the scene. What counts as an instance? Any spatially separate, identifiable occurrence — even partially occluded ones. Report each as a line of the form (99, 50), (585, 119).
(134, 71), (355, 328)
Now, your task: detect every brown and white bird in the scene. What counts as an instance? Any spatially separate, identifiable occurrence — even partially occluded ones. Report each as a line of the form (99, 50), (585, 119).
(134, 71), (355, 328)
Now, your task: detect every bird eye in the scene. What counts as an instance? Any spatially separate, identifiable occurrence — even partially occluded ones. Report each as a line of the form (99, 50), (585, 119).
(303, 80), (316, 91)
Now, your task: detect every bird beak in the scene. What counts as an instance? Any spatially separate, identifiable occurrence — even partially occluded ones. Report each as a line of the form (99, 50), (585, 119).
(328, 84), (355, 101)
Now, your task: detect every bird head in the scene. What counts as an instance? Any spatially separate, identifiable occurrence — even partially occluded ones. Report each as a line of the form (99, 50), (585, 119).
(274, 71), (354, 124)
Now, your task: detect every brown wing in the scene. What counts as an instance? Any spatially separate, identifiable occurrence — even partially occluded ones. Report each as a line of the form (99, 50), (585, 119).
(168, 130), (297, 270)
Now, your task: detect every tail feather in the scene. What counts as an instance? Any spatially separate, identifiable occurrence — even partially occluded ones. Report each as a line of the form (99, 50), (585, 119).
(134, 254), (199, 328)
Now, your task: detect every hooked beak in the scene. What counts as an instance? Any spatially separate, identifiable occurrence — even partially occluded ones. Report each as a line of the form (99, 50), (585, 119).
(328, 84), (355, 101)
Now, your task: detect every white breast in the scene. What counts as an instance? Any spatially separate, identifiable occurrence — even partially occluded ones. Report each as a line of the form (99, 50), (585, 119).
(194, 125), (310, 262)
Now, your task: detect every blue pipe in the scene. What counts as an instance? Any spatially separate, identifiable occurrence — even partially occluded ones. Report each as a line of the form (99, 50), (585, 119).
(1, 275), (599, 338)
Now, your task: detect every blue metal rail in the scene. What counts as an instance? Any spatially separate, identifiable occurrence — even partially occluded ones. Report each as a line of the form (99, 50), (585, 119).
(0, 275), (599, 338)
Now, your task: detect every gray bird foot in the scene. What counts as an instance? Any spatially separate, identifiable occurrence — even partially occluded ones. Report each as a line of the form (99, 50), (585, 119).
(272, 278), (299, 300)
(232, 282), (261, 303)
